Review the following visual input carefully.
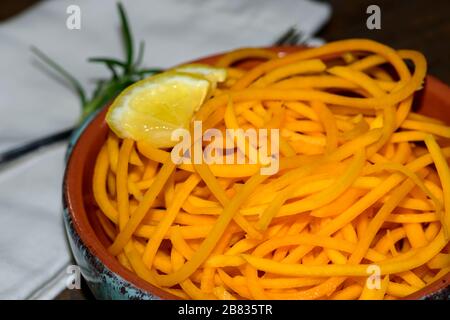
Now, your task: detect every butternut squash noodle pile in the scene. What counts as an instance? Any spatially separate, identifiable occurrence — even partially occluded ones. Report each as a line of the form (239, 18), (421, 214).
(93, 39), (450, 300)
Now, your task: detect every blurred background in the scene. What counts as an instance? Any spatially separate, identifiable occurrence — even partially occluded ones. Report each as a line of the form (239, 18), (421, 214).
(2, 0), (448, 81)
(0, 0), (448, 300)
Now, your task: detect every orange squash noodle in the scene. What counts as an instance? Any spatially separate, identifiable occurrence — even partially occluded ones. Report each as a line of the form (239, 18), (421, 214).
(92, 39), (450, 300)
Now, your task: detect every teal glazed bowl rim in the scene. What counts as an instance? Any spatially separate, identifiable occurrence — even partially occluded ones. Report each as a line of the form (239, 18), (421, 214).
(62, 46), (450, 300)
(62, 106), (174, 299)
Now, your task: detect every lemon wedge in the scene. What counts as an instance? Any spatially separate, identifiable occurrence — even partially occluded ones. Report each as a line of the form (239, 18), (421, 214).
(106, 65), (226, 148)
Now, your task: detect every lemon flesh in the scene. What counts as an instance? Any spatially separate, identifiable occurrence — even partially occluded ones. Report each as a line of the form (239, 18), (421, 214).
(106, 65), (226, 148)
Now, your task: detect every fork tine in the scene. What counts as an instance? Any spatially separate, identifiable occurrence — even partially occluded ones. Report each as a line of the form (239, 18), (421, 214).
(287, 30), (303, 45)
(273, 27), (297, 46)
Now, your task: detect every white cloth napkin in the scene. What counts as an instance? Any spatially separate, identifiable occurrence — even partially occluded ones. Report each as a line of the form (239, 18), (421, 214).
(0, 0), (331, 299)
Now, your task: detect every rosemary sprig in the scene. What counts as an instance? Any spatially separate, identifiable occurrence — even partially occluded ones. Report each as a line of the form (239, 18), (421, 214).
(118, 2), (134, 73)
(32, 2), (162, 123)
(0, 2), (162, 169)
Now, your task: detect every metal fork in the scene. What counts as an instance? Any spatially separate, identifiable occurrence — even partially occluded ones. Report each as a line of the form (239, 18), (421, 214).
(272, 26), (304, 46)
(0, 27), (305, 169)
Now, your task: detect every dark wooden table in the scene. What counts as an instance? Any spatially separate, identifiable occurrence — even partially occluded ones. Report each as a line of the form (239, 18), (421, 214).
(1, 0), (449, 300)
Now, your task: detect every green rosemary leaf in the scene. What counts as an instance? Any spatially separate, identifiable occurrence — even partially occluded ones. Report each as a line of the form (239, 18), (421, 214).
(81, 78), (134, 119)
(134, 41), (145, 69)
(106, 62), (119, 79)
(88, 57), (125, 79)
(88, 57), (126, 68)
(92, 80), (106, 98)
(31, 46), (87, 105)
(135, 68), (163, 76)
(118, 2), (133, 73)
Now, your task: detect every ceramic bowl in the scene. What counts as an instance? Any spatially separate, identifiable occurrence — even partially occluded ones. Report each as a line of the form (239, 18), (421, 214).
(62, 46), (450, 300)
